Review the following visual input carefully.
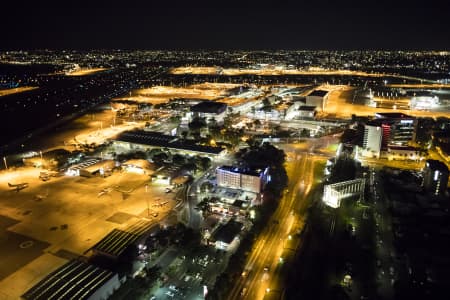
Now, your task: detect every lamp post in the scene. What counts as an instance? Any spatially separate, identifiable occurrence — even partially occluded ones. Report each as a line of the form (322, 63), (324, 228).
(39, 150), (43, 168)
(145, 184), (150, 217)
(3, 156), (7, 170)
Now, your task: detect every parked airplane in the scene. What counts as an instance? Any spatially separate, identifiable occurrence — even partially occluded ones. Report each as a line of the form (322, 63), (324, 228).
(152, 201), (168, 207)
(98, 187), (113, 197)
(8, 182), (29, 192)
(35, 189), (49, 201)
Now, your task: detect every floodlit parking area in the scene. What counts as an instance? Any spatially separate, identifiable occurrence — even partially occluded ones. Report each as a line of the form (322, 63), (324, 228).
(113, 83), (241, 104)
(169, 66), (390, 77)
(65, 68), (108, 76)
(11, 106), (144, 155)
(0, 166), (176, 299)
(0, 86), (38, 97)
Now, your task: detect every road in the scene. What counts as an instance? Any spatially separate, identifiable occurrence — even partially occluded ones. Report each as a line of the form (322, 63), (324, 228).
(177, 153), (234, 229)
(359, 156), (425, 171)
(169, 67), (441, 85)
(227, 138), (333, 300)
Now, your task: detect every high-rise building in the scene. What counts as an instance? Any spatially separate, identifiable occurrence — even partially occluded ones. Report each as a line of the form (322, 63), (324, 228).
(374, 113), (417, 147)
(422, 159), (449, 196)
(362, 113), (417, 157)
(363, 123), (383, 157)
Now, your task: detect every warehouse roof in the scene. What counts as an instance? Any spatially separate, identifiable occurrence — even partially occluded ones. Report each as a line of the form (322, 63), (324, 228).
(298, 105), (317, 111)
(374, 112), (412, 119)
(22, 260), (116, 300)
(308, 90), (328, 97)
(190, 101), (227, 114)
(114, 130), (225, 155)
(92, 220), (154, 258)
(217, 165), (268, 177)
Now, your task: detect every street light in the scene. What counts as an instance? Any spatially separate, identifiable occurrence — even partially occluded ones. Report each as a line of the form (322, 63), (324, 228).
(145, 184), (150, 217)
(3, 156), (7, 169)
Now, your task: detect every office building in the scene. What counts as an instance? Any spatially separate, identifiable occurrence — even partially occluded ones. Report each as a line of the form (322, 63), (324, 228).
(216, 165), (270, 194)
(362, 113), (417, 157)
(22, 260), (121, 300)
(374, 113), (417, 147)
(363, 123), (383, 158)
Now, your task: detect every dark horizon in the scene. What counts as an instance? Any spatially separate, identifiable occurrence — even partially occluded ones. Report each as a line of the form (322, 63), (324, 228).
(2, 48), (450, 52)
(2, 0), (450, 50)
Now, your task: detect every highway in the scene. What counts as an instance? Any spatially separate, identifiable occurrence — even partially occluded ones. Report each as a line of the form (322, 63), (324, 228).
(227, 138), (332, 300)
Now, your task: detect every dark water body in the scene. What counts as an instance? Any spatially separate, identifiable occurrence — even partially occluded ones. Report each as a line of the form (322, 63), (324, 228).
(0, 64), (141, 155)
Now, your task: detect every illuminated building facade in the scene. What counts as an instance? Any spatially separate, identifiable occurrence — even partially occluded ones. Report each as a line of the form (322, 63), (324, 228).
(423, 159), (449, 196)
(216, 166), (270, 194)
(374, 113), (417, 147)
(363, 113), (417, 157)
(363, 124), (383, 158)
(410, 91), (439, 110)
(323, 178), (365, 208)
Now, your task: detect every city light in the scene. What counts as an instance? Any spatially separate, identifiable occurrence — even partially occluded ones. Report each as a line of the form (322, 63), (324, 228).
(1, 48), (450, 300)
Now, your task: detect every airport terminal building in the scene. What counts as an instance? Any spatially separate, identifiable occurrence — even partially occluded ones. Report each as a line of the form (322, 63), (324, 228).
(22, 260), (121, 300)
(189, 101), (227, 125)
(113, 130), (225, 157)
(306, 90), (329, 111)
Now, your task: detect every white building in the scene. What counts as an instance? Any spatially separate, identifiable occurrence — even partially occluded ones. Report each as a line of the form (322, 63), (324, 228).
(306, 90), (329, 111)
(410, 92), (439, 110)
(422, 159), (449, 196)
(285, 102), (302, 120)
(285, 103), (316, 120)
(323, 178), (365, 208)
(298, 106), (317, 119)
(362, 124), (383, 158)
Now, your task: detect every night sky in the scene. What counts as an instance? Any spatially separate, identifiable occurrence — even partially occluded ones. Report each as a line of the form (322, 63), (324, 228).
(2, 0), (450, 50)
